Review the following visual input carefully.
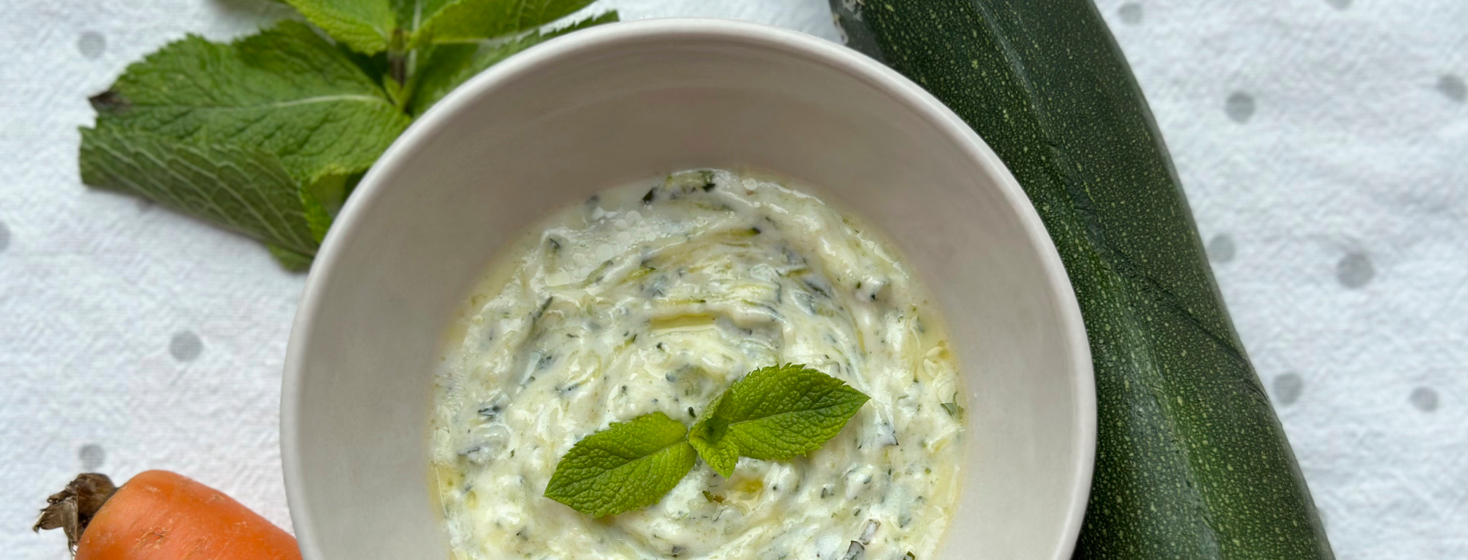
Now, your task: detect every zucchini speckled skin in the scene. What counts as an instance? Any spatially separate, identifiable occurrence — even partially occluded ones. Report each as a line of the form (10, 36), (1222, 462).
(829, 1), (1334, 558)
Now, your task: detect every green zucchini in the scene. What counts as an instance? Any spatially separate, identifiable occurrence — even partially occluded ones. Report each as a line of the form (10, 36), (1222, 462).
(829, 1), (1333, 558)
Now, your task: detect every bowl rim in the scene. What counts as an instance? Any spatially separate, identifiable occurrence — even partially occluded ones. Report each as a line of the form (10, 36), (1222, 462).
(282, 17), (1095, 560)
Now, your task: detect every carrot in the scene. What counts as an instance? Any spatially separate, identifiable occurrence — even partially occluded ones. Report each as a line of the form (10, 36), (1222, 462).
(35, 470), (301, 560)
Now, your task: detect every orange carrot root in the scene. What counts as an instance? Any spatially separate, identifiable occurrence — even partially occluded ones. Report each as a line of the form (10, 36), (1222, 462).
(37, 470), (301, 560)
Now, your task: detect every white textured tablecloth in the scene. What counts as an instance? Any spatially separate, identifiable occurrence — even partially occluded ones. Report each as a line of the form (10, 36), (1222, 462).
(2, 0), (1463, 558)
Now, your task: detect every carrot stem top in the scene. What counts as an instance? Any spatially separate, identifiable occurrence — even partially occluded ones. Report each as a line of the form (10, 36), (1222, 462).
(34, 473), (117, 554)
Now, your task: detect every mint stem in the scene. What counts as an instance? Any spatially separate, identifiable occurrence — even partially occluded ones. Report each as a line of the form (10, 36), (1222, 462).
(388, 28), (408, 86)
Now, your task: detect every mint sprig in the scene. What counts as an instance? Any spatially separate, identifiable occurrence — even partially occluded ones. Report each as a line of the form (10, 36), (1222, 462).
(274, 0), (596, 53)
(689, 363), (871, 477)
(78, 1), (616, 270)
(542, 412), (697, 518)
(544, 364), (869, 517)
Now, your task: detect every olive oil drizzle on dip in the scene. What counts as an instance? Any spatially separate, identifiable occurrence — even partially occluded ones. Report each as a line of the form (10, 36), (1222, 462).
(430, 170), (964, 560)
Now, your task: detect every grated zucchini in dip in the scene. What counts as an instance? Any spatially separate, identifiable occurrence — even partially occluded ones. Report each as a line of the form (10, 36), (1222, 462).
(430, 170), (964, 560)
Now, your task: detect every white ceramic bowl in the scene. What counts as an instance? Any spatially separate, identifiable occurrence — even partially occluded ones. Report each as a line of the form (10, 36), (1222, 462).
(283, 18), (1093, 560)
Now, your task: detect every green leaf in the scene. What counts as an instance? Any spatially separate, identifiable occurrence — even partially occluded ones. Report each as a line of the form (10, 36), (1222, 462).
(301, 175), (341, 243)
(284, 0), (396, 54)
(408, 12), (616, 115)
(91, 21), (410, 186)
(336, 44), (394, 91)
(391, 0), (453, 32)
(411, 0), (596, 47)
(268, 244), (315, 271)
(401, 43), (474, 115)
(382, 72), (410, 108)
(80, 123), (323, 258)
(689, 364), (869, 472)
(687, 393), (740, 478)
(77, 21), (412, 266)
(543, 412), (696, 517)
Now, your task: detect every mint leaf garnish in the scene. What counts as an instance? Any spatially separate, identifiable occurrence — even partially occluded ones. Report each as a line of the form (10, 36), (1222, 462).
(285, 0), (397, 54)
(691, 364), (869, 468)
(545, 364), (870, 517)
(687, 392), (741, 478)
(543, 412), (697, 517)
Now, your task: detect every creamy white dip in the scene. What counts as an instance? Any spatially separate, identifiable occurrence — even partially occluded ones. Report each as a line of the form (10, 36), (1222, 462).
(431, 170), (964, 560)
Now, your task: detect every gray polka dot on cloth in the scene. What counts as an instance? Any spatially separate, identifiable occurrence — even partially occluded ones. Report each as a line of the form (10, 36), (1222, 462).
(0, 220), (9, 253)
(1438, 75), (1465, 102)
(1273, 373), (1304, 405)
(1118, 3), (1143, 25)
(1336, 252), (1374, 288)
(1410, 387), (1439, 412)
(79, 444), (106, 470)
(1207, 233), (1236, 263)
(170, 330), (203, 362)
(1226, 92), (1256, 123)
(1325, 0), (1351, 9)
(77, 31), (106, 60)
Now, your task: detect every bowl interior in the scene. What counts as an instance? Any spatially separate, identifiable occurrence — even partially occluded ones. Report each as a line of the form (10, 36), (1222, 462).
(284, 19), (1093, 560)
